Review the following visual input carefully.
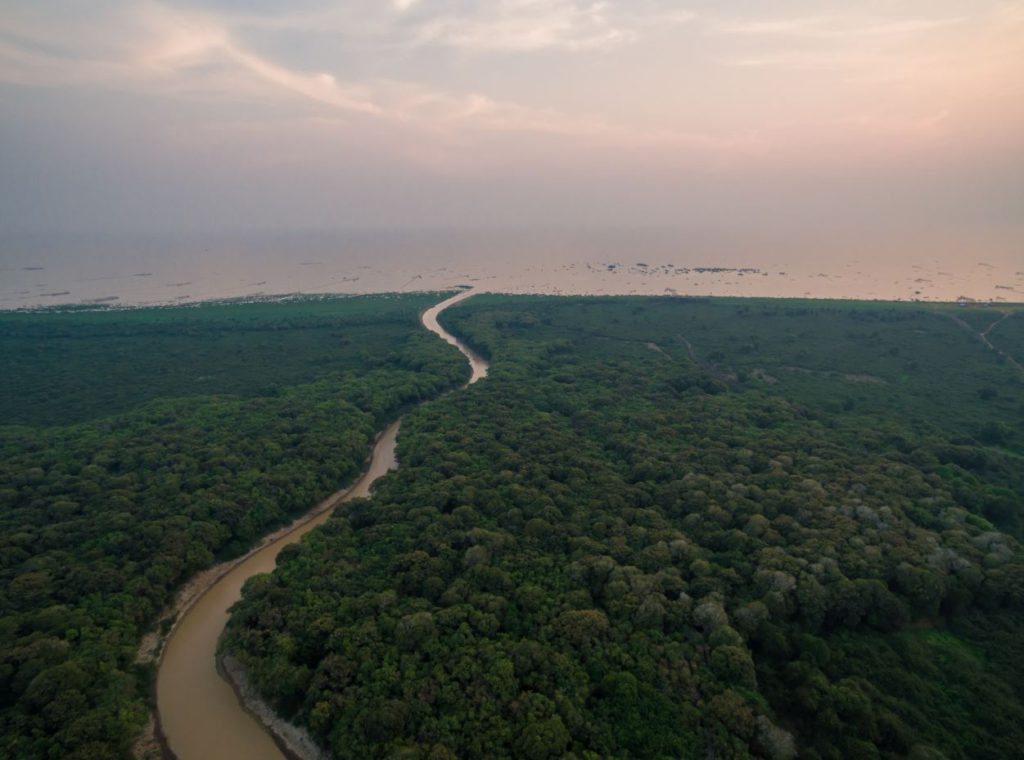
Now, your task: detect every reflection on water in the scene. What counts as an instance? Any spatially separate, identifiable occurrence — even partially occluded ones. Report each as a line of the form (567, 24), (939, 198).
(1, 228), (1021, 308)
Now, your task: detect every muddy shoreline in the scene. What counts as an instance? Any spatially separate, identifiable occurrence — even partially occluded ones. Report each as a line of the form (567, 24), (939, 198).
(218, 656), (326, 760)
(134, 427), (389, 759)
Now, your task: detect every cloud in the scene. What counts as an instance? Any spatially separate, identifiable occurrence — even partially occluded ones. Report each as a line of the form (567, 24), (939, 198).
(0, 4), (383, 114)
(715, 14), (968, 39)
(383, 1), (696, 54)
(410, 1), (635, 53)
(708, 10), (972, 72)
(716, 52), (870, 71)
(0, 1), (744, 162)
(1, 0), (1019, 182)
(219, 40), (381, 114)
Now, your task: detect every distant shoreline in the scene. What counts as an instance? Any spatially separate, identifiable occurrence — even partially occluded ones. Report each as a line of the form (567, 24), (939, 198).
(3, 288), (1022, 314)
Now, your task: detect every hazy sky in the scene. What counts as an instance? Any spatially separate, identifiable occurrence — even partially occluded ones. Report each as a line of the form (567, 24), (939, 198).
(1, 1), (1022, 237)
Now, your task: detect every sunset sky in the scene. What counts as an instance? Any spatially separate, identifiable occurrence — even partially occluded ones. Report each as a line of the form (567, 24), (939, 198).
(1, 1), (1022, 237)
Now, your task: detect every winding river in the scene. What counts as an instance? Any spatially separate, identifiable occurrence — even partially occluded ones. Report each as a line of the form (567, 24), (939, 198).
(156, 289), (487, 759)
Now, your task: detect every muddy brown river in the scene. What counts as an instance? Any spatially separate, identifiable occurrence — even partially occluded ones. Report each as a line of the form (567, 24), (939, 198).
(156, 290), (487, 759)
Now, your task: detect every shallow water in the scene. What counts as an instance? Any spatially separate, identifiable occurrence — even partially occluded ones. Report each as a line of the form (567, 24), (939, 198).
(2, 228), (1021, 308)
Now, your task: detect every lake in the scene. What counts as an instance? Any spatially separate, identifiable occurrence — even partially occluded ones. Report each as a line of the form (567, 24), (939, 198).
(2, 228), (1021, 308)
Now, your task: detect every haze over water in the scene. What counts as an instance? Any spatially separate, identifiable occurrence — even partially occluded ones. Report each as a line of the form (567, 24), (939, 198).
(2, 3), (1021, 307)
(2, 228), (1021, 309)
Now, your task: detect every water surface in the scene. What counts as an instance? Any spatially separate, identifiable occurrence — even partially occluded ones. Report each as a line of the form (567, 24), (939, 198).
(2, 228), (1020, 308)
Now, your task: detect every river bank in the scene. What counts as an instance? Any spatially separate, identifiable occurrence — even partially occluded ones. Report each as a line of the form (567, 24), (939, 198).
(133, 420), (401, 759)
(148, 291), (487, 760)
(218, 656), (326, 760)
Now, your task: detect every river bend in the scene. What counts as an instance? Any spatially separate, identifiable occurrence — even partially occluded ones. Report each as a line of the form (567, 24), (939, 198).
(155, 290), (487, 759)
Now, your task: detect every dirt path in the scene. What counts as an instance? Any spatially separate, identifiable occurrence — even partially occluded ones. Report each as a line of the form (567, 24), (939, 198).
(676, 334), (698, 364)
(646, 341), (672, 360)
(982, 312), (1013, 340)
(944, 310), (1024, 377)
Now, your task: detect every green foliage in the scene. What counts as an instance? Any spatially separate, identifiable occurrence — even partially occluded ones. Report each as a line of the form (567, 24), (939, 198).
(0, 294), (451, 426)
(0, 294), (466, 759)
(6, 292), (1023, 758)
(223, 296), (1024, 759)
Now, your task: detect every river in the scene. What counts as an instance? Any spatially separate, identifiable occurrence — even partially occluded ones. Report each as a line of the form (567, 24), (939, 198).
(155, 289), (487, 760)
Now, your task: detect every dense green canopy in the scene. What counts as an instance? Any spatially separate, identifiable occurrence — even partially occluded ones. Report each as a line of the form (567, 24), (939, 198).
(0, 294), (467, 759)
(223, 295), (1024, 759)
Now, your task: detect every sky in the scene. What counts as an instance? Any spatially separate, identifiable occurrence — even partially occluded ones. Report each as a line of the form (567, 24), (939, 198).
(1, 0), (1022, 239)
